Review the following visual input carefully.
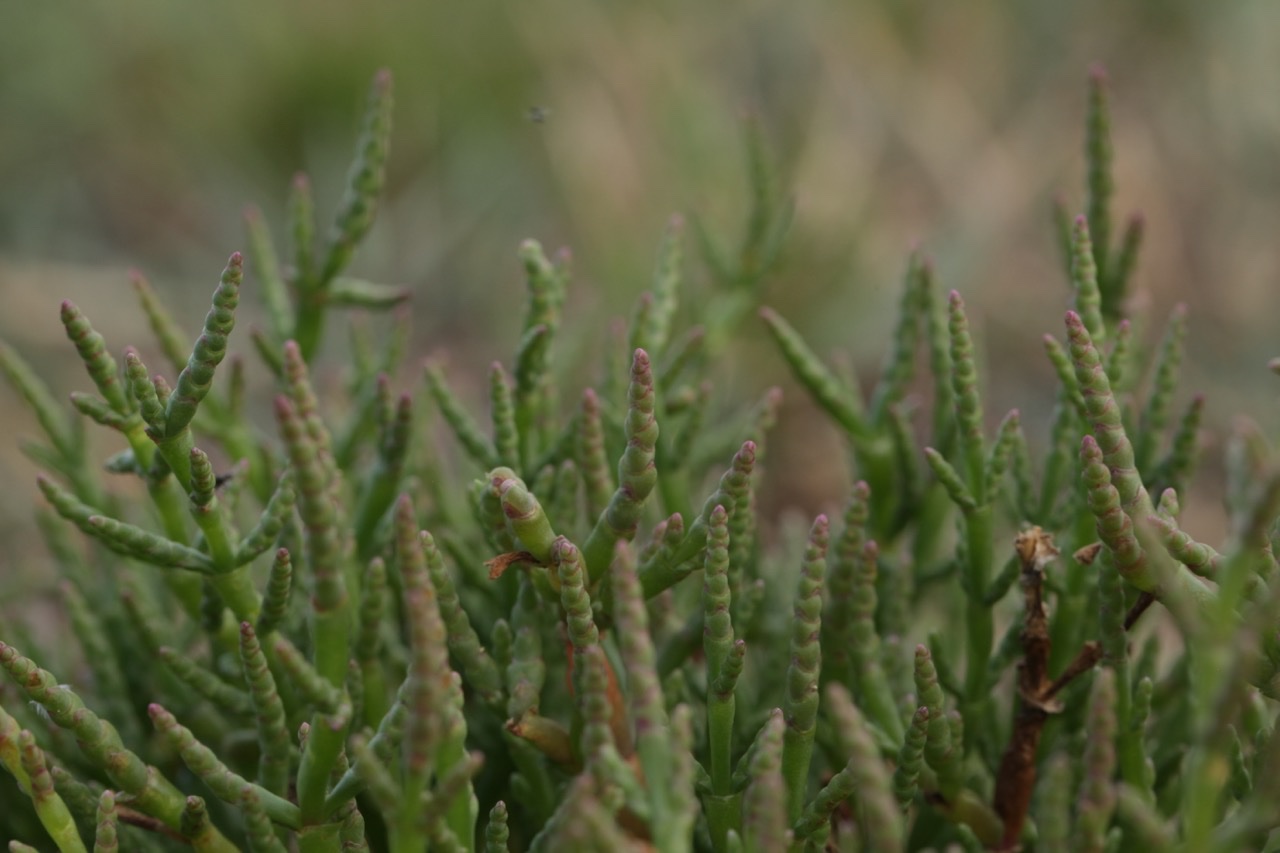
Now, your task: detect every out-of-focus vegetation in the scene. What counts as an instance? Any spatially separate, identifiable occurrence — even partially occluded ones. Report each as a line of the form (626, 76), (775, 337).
(4, 0), (1280, 559)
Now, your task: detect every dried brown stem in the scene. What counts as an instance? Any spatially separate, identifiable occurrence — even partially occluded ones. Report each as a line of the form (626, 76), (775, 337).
(993, 527), (1059, 851)
(1043, 642), (1103, 701)
(119, 806), (189, 843)
(994, 531), (1111, 851)
(1123, 591), (1155, 630)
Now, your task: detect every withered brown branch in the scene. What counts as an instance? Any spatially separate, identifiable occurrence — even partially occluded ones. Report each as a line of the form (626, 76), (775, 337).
(1078, 540), (1156, 631)
(485, 550), (539, 580)
(1042, 641), (1103, 702)
(993, 529), (1112, 851)
(1123, 591), (1156, 630)
(993, 526), (1059, 851)
(119, 805), (190, 843)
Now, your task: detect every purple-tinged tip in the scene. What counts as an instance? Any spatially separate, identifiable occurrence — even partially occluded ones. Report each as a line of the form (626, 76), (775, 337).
(147, 703), (164, 717)
(948, 289), (963, 306)
(551, 536), (576, 560)
(915, 643), (929, 656)
(1065, 310), (1083, 326)
(1116, 319), (1131, 333)
(292, 172), (310, 190)
(374, 68), (393, 88)
(1172, 302), (1188, 317)
(59, 299), (74, 314)
(758, 306), (776, 321)
(1089, 63), (1108, 83)
(668, 212), (685, 229)
(228, 251), (243, 266)
(1081, 434), (1100, 453)
(1074, 214), (1088, 228)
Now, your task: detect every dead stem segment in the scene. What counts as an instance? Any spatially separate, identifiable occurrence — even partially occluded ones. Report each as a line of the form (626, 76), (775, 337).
(993, 527), (1105, 851)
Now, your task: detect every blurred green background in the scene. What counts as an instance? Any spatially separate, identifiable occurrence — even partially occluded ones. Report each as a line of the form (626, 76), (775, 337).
(4, 0), (1280, 572)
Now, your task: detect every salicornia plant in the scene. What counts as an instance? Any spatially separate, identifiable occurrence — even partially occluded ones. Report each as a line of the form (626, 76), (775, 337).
(1, 65), (1278, 853)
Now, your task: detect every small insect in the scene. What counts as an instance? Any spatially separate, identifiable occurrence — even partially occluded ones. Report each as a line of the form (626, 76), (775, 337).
(527, 106), (551, 124)
(214, 471), (236, 489)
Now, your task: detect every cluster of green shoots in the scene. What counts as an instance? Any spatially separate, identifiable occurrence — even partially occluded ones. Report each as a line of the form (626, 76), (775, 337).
(1, 66), (1278, 852)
